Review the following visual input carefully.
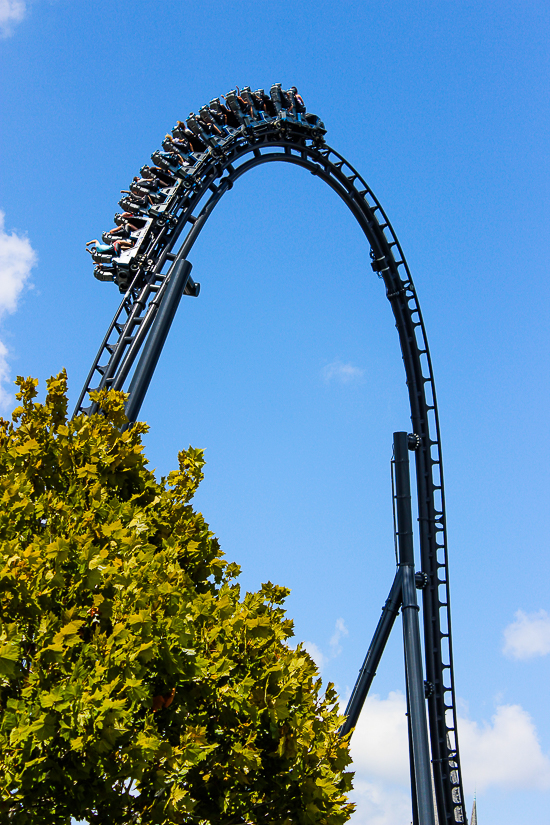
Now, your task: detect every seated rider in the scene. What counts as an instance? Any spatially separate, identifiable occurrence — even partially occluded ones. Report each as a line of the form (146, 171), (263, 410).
(251, 89), (269, 118)
(209, 108), (229, 132)
(161, 135), (189, 166)
(257, 89), (276, 117)
(105, 215), (140, 239)
(223, 89), (251, 125)
(165, 134), (192, 157)
(199, 106), (228, 136)
(187, 112), (214, 142)
(279, 87), (292, 111)
(235, 87), (251, 115)
(120, 189), (155, 209)
(196, 109), (219, 137)
(289, 86), (306, 121)
(130, 174), (160, 194)
(240, 87), (257, 119)
(86, 237), (134, 257)
(141, 165), (176, 187)
(172, 121), (206, 152)
(210, 99), (239, 129)
(114, 211), (146, 228)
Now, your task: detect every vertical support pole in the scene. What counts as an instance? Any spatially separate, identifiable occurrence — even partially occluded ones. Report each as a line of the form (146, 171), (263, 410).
(394, 431), (436, 825)
(406, 680), (420, 825)
(124, 259), (192, 424)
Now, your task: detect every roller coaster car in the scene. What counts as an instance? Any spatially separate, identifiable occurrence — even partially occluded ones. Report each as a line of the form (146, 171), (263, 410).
(255, 89), (277, 118)
(270, 83), (284, 113)
(102, 230), (131, 244)
(92, 251), (115, 264)
(305, 113), (326, 132)
(199, 106), (216, 129)
(172, 124), (207, 154)
(109, 218), (153, 270)
(94, 264), (115, 283)
(150, 151), (194, 183)
(211, 98), (240, 129)
(119, 196), (150, 216)
(114, 213), (147, 229)
(133, 176), (161, 192)
(240, 87), (258, 116)
(225, 91), (248, 125)
(92, 85), (328, 291)
(186, 114), (217, 146)
(145, 166), (177, 187)
(130, 181), (159, 198)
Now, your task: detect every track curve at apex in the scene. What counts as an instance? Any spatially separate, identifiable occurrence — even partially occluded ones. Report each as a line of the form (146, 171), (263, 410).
(77, 83), (468, 825)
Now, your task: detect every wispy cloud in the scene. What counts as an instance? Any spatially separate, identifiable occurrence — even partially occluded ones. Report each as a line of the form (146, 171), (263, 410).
(0, 210), (37, 408)
(304, 617), (349, 673)
(329, 617), (349, 657)
(0, 0), (27, 38)
(322, 359), (364, 384)
(503, 609), (550, 660)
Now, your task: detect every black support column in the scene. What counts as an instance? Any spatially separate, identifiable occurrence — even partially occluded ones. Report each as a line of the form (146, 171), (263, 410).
(394, 431), (435, 825)
(124, 259), (192, 424)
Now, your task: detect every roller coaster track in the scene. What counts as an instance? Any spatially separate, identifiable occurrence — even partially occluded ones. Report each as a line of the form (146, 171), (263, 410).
(75, 110), (467, 825)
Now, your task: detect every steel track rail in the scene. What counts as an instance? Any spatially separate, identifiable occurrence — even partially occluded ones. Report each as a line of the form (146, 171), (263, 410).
(75, 121), (466, 824)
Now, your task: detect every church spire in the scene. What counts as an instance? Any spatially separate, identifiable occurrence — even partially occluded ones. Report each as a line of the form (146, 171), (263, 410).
(470, 793), (477, 825)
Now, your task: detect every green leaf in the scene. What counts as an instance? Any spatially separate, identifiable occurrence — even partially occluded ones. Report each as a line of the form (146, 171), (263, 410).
(0, 643), (19, 676)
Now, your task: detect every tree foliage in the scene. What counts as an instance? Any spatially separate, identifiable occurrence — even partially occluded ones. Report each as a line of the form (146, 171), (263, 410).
(0, 373), (354, 824)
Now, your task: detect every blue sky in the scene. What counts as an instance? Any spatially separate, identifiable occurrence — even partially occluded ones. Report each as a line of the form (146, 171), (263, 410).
(1, 1), (549, 823)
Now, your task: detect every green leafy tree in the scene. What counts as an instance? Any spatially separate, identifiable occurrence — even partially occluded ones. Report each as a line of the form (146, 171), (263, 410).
(0, 373), (354, 824)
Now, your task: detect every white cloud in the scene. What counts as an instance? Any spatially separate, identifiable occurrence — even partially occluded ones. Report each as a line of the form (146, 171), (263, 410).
(503, 609), (550, 660)
(346, 692), (414, 825)
(0, 340), (12, 409)
(459, 702), (550, 791)
(322, 359), (364, 384)
(0, 211), (36, 316)
(348, 691), (410, 786)
(0, 210), (37, 408)
(348, 778), (411, 825)
(0, 0), (26, 38)
(345, 690), (550, 825)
